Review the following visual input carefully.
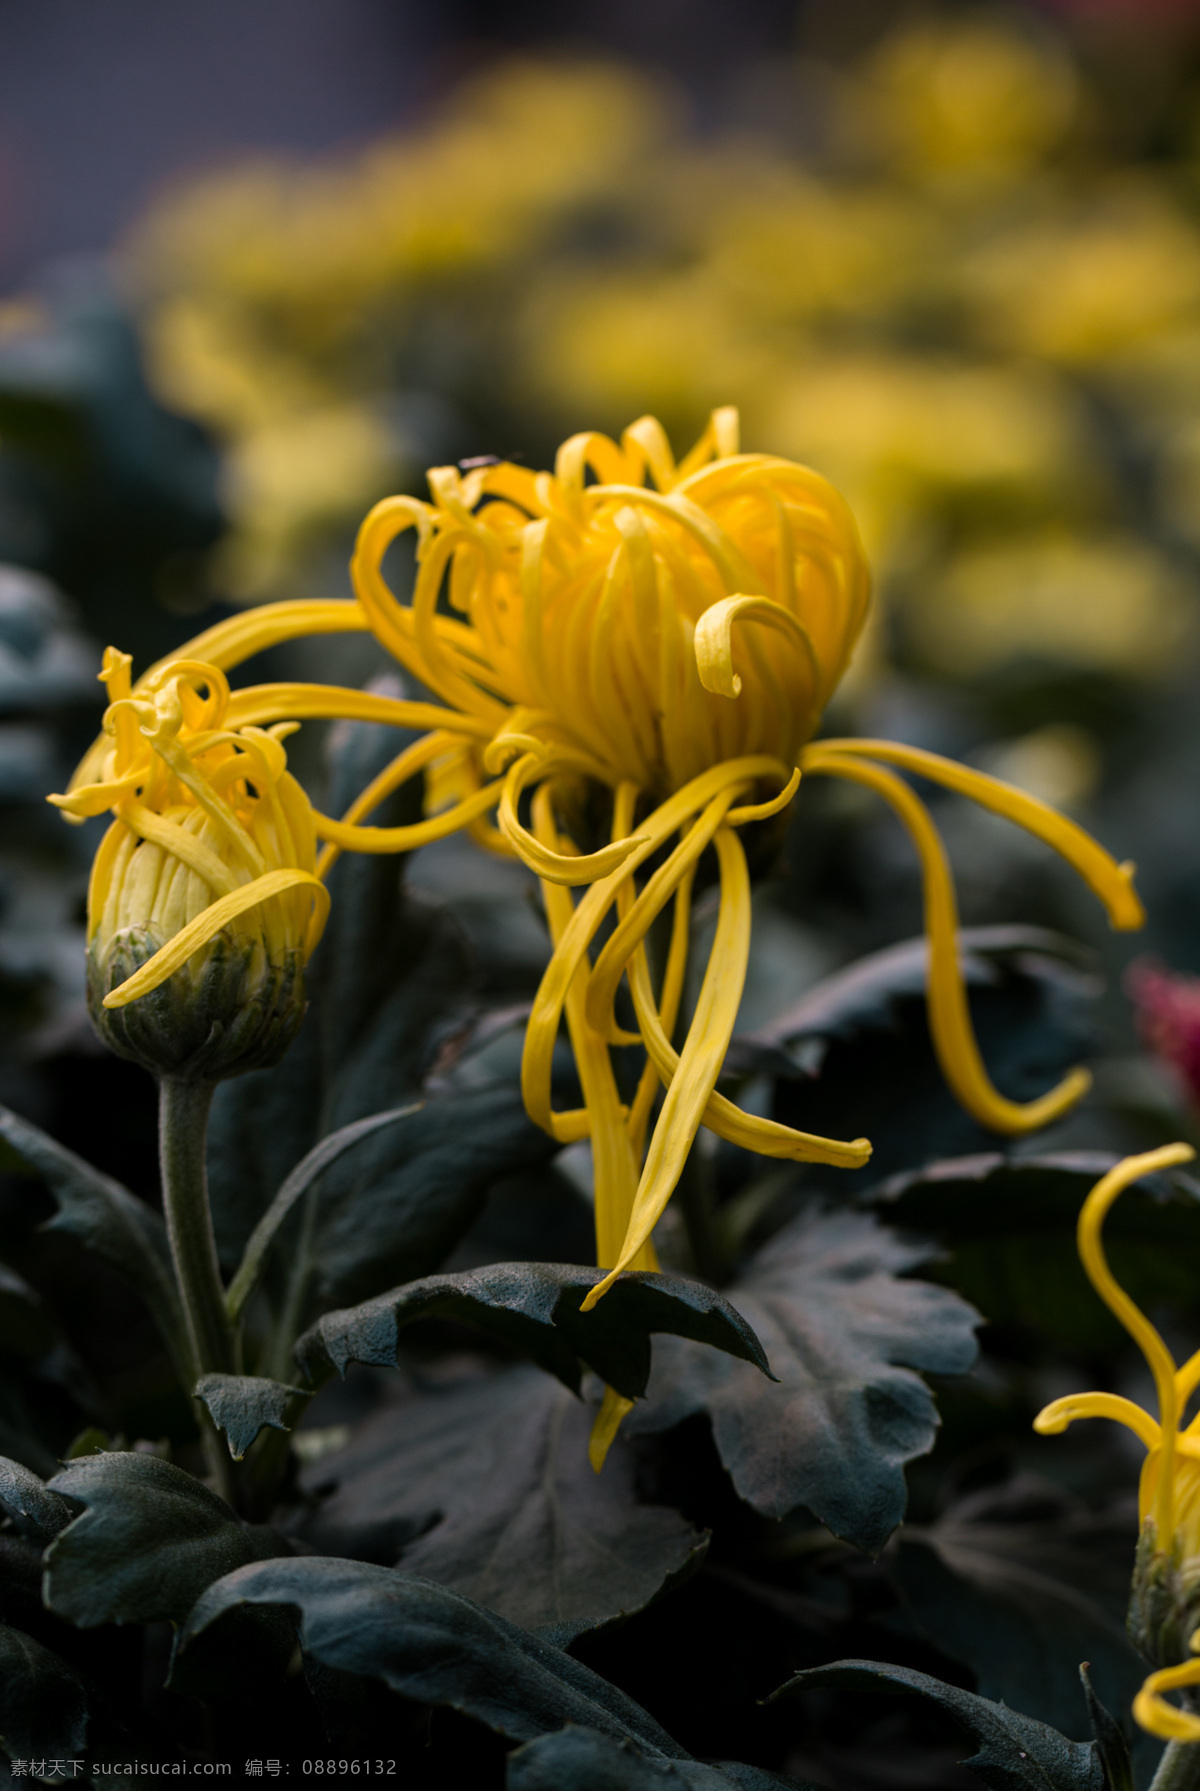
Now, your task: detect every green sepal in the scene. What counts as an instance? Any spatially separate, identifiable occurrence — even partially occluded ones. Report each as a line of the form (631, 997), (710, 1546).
(194, 1373), (311, 1460)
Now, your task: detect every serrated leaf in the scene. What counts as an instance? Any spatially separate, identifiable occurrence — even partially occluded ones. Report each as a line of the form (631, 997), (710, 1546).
(295, 1261), (770, 1401)
(0, 1453), (76, 1544)
(505, 1725), (810, 1789)
(0, 1103), (188, 1379)
(889, 1478), (1146, 1747)
(630, 1208), (980, 1554)
(301, 1365), (706, 1641)
(177, 1554), (691, 1754)
(43, 1452), (293, 1626)
(0, 1621), (89, 1757)
(772, 1660), (1105, 1791)
(194, 1374), (310, 1461)
(737, 927), (1099, 1192)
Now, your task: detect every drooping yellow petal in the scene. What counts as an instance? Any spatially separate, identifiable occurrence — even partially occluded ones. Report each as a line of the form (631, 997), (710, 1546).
(520, 755), (793, 1139)
(625, 943), (871, 1168)
(530, 786), (651, 1273)
(589, 1386), (636, 1474)
(802, 747), (1091, 1136)
(813, 739), (1144, 931)
(226, 683), (493, 741)
(585, 787), (742, 1043)
(102, 869), (330, 1008)
(582, 826), (753, 1310)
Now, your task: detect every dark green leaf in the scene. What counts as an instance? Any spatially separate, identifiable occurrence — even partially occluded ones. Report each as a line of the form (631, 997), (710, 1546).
(225, 1103), (423, 1319)
(772, 1660), (1105, 1790)
(737, 927), (1099, 1192)
(43, 1452), (293, 1626)
(0, 1259), (56, 1358)
(194, 1374), (310, 1461)
(178, 1554), (691, 1754)
(630, 1209), (980, 1554)
(295, 1262), (770, 1401)
(311, 1085), (561, 1310)
(0, 1453), (76, 1544)
(301, 1365), (706, 1642)
(0, 1621), (89, 1757)
(889, 1478), (1146, 1746)
(505, 1726), (809, 1789)
(208, 709), (559, 1319)
(1080, 1666), (1134, 1791)
(0, 1103), (188, 1379)
(876, 1152), (1200, 1351)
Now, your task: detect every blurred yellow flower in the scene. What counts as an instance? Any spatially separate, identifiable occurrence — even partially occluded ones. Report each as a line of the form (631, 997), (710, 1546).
(765, 355), (1087, 553)
(907, 533), (1194, 678)
(965, 189), (1200, 365)
(858, 18), (1077, 183)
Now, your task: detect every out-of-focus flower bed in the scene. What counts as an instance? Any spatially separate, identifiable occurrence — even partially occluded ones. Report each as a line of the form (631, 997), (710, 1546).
(121, 15), (1200, 699)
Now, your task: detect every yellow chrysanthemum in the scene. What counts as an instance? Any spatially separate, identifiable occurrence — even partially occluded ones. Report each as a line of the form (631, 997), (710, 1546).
(62, 410), (1145, 1463)
(1033, 1145), (1200, 1742)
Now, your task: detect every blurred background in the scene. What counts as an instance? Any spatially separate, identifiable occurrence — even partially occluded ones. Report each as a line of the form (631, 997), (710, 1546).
(6, 0), (1200, 1165)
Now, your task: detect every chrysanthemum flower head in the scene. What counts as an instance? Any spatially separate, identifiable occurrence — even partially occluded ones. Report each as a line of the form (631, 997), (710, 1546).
(58, 408), (1146, 1464)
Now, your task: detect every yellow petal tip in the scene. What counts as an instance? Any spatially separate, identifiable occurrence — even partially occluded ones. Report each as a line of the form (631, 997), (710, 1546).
(589, 1388), (635, 1473)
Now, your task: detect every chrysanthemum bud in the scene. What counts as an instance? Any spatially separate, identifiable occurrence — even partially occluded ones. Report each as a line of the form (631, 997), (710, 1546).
(50, 648), (329, 1083)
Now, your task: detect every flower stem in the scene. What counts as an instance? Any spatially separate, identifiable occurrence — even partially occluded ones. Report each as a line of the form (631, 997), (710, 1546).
(1151, 1741), (1200, 1791)
(158, 1078), (236, 1380)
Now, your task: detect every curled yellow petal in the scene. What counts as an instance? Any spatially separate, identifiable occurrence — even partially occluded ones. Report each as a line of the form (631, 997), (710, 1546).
(803, 748), (1093, 1137)
(313, 777), (503, 854)
(726, 767), (801, 826)
(1033, 1391), (1163, 1452)
(1134, 1658), (1200, 1742)
(1075, 1144), (1195, 1538)
(694, 595), (819, 701)
(69, 604), (372, 795)
(102, 869), (331, 1008)
(499, 753), (645, 886)
(314, 731), (467, 881)
(814, 739), (1144, 932)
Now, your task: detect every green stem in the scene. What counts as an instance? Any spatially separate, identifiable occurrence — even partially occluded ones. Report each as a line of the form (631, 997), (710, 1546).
(158, 1078), (237, 1379)
(1151, 1741), (1200, 1791)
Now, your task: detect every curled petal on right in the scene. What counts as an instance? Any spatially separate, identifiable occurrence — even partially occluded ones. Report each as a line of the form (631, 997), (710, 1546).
(1134, 1654), (1200, 1742)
